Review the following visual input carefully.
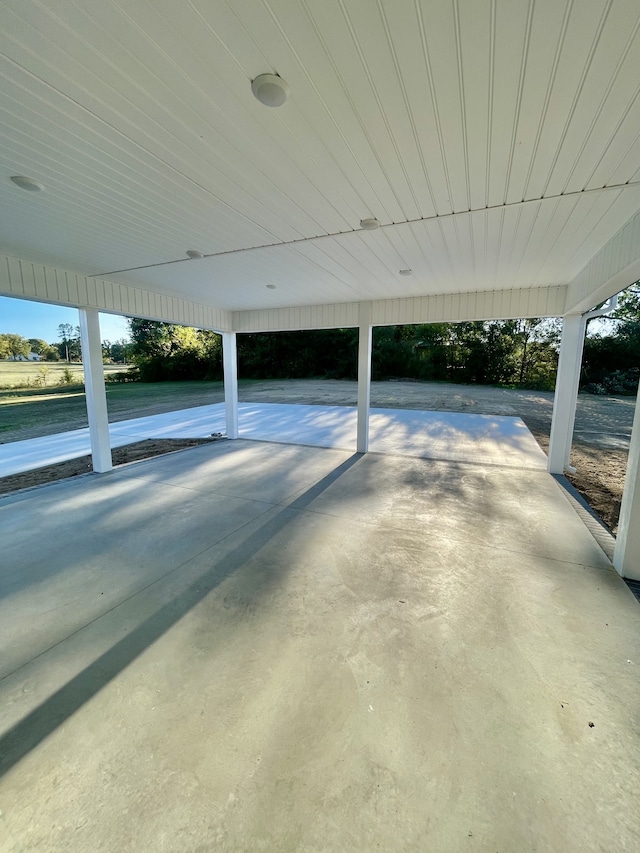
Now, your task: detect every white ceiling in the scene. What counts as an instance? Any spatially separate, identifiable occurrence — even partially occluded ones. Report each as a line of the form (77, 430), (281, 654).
(2, 0), (640, 313)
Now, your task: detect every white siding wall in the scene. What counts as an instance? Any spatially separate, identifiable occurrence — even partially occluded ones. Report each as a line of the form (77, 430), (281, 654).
(0, 255), (233, 332)
(566, 209), (640, 314)
(232, 286), (567, 332)
(232, 302), (361, 332)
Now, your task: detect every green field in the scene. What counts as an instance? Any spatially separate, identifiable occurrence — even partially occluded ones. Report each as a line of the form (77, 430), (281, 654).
(0, 360), (128, 389)
(0, 378), (227, 442)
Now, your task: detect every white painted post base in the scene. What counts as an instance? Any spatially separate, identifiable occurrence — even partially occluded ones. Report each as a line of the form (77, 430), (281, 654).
(614, 385), (640, 580)
(78, 307), (112, 473)
(547, 314), (586, 474)
(357, 303), (373, 453)
(223, 331), (238, 439)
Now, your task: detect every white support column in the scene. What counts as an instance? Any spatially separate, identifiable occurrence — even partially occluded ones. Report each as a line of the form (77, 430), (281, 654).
(223, 331), (238, 439)
(357, 302), (373, 453)
(78, 307), (112, 473)
(547, 313), (587, 474)
(614, 389), (640, 580)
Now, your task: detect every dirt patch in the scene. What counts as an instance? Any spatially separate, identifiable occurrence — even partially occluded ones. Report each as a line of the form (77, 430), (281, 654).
(0, 438), (221, 497)
(566, 446), (627, 534)
(526, 427), (626, 534)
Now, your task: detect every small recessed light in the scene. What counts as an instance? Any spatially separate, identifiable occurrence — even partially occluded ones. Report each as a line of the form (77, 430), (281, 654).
(360, 218), (380, 230)
(251, 74), (290, 107)
(266, 284), (277, 289)
(399, 268), (412, 276)
(186, 249), (204, 259)
(10, 175), (44, 192)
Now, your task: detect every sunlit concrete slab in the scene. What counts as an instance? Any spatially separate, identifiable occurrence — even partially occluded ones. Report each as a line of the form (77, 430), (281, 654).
(1, 440), (639, 852)
(0, 407), (228, 477)
(0, 426), (141, 476)
(218, 402), (546, 469)
(0, 402), (546, 477)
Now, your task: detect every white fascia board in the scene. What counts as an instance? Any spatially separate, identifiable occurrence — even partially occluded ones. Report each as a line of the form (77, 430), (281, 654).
(232, 302), (361, 332)
(0, 254), (233, 332)
(231, 286), (568, 332)
(566, 210), (640, 315)
(371, 286), (567, 326)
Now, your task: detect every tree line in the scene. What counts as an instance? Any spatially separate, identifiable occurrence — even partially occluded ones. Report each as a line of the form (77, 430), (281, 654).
(581, 287), (640, 394)
(128, 316), (562, 390)
(0, 323), (131, 364)
(4, 286), (639, 394)
(127, 286), (640, 394)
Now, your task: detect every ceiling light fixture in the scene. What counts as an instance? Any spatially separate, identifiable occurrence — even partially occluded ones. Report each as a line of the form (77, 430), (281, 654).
(186, 249), (204, 259)
(10, 175), (44, 192)
(360, 217), (380, 230)
(251, 73), (290, 107)
(399, 268), (412, 276)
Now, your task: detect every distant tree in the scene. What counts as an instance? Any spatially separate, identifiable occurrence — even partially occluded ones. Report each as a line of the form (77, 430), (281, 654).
(101, 339), (131, 363)
(69, 325), (82, 361)
(29, 338), (58, 360)
(513, 319), (561, 389)
(0, 334), (10, 359)
(57, 323), (81, 361)
(610, 285), (640, 325)
(28, 338), (49, 355)
(44, 343), (60, 361)
(128, 319), (222, 380)
(1, 333), (30, 360)
(108, 339), (132, 363)
(372, 325), (418, 380)
(57, 323), (74, 362)
(237, 329), (357, 380)
(582, 283), (640, 394)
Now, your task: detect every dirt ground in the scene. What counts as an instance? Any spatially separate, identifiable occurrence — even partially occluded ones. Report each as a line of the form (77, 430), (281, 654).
(0, 379), (634, 534)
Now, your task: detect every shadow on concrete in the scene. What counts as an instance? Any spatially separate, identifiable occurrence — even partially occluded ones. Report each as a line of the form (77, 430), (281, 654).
(0, 453), (363, 778)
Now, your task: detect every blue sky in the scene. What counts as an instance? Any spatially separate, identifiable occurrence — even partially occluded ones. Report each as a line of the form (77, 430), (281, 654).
(0, 295), (130, 343)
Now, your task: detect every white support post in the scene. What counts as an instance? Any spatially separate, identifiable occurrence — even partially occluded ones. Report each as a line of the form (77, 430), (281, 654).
(223, 331), (238, 439)
(613, 388), (640, 580)
(547, 314), (587, 474)
(357, 302), (373, 453)
(78, 307), (112, 473)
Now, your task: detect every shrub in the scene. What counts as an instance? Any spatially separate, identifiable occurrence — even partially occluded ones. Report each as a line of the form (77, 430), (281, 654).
(105, 368), (139, 383)
(61, 367), (78, 385)
(583, 368), (639, 396)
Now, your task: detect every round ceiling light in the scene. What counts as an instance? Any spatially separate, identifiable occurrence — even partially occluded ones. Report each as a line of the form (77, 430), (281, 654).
(399, 268), (413, 276)
(251, 74), (290, 107)
(360, 218), (380, 230)
(10, 175), (44, 192)
(186, 249), (204, 259)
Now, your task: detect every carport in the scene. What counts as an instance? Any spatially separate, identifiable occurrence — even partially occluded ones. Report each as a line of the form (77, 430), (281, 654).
(2, 1), (640, 849)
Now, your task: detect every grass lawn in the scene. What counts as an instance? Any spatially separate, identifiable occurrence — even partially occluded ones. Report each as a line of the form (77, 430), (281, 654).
(0, 360), (128, 389)
(0, 380), (226, 443)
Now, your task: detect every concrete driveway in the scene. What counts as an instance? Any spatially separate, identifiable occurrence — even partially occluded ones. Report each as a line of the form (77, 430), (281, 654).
(1, 440), (639, 851)
(0, 402), (547, 477)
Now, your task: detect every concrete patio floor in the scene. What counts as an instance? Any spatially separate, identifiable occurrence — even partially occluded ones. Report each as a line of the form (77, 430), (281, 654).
(0, 401), (547, 476)
(1, 440), (639, 852)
